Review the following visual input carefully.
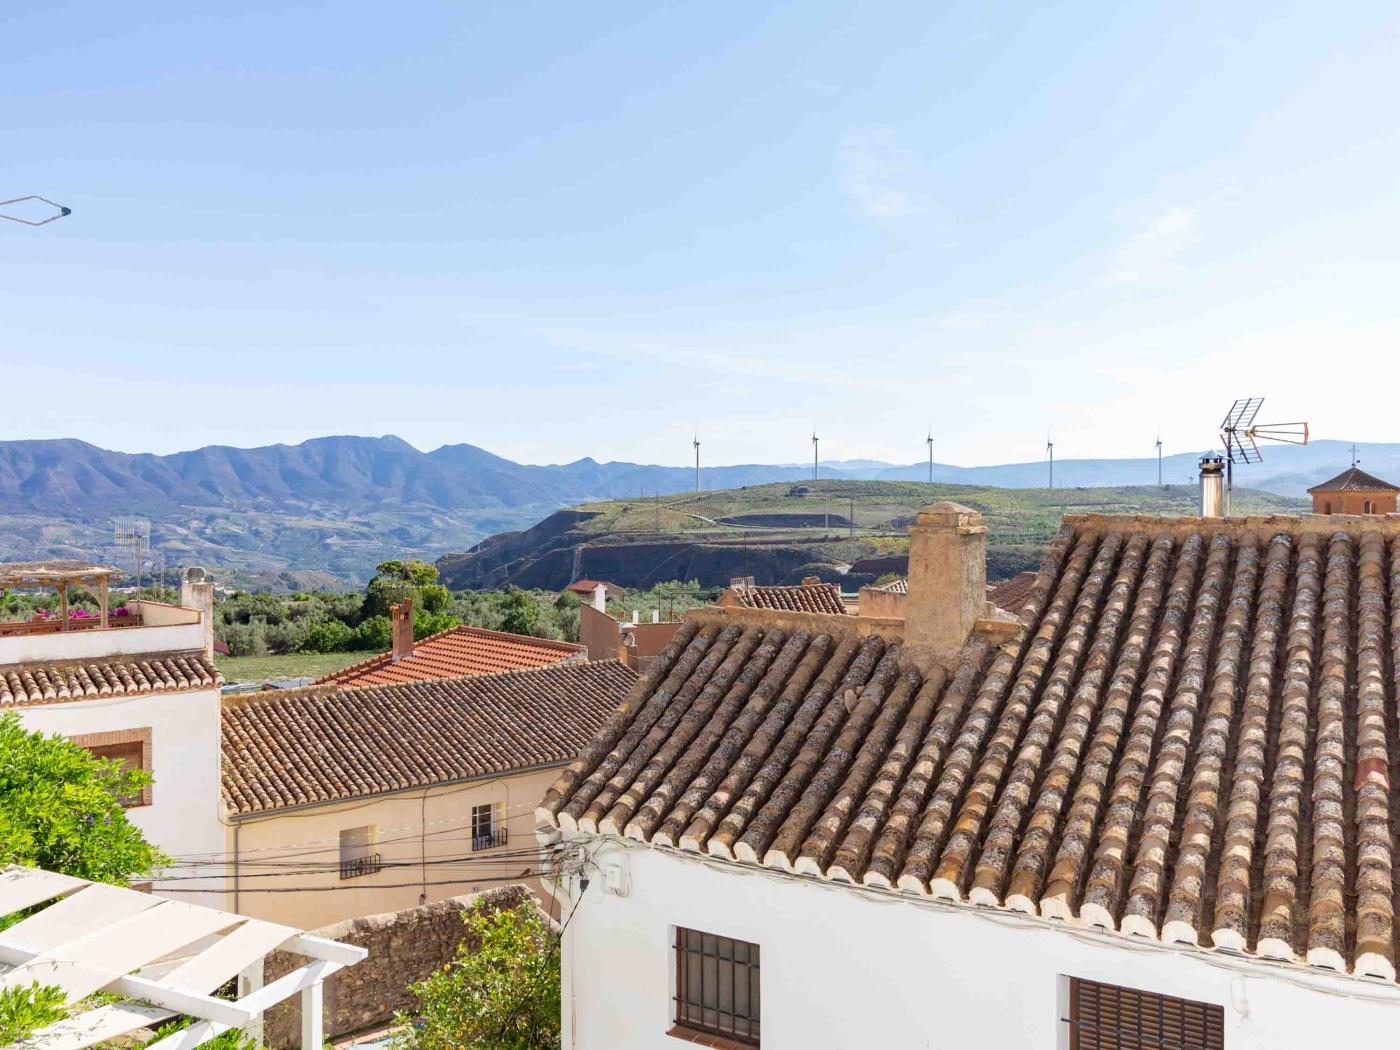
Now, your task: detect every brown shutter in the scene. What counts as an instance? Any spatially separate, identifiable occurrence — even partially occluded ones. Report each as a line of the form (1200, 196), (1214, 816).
(1068, 977), (1223, 1050)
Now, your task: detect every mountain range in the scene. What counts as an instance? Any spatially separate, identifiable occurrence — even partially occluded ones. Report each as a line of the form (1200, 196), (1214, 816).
(0, 435), (1384, 586)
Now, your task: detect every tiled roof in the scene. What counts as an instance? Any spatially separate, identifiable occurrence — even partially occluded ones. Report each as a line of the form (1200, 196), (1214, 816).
(1307, 466), (1399, 494)
(0, 651), (222, 708)
(986, 571), (1039, 613)
(316, 625), (585, 687)
(223, 659), (635, 815)
(541, 514), (1400, 983)
(873, 577), (908, 594)
(731, 583), (848, 616)
(566, 579), (623, 595)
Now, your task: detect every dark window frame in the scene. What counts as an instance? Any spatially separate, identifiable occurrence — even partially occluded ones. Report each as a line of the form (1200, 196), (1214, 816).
(1065, 976), (1224, 1050)
(672, 926), (760, 1046)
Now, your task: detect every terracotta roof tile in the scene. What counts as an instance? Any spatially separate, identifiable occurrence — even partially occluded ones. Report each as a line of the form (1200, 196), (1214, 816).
(729, 583), (847, 616)
(1307, 466), (1399, 493)
(0, 650), (221, 708)
(541, 514), (1400, 984)
(986, 571), (1039, 613)
(223, 659), (636, 815)
(317, 625), (585, 687)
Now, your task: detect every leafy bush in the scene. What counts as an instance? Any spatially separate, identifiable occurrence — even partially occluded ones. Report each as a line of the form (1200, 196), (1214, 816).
(394, 901), (559, 1050)
(499, 590), (541, 637)
(0, 713), (167, 884)
(352, 614), (392, 651)
(0, 983), (66, 1045)
(300, 618), (354, 653)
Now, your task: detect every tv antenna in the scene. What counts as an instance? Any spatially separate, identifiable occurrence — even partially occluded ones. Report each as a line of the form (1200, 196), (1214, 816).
(113, 517), (151, 594)
(1, 195), (71, 226)
(693, 430), (701, 494)
(1046, 435), (1054, 490)
(1155, 433), (1163, 488)
(1219, 397), (1309, 514)
(925, 429), (934, 484)
(811, 431), (819, 482)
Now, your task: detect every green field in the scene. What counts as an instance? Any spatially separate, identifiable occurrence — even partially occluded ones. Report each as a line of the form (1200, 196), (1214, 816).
(215, 650), (367, 685)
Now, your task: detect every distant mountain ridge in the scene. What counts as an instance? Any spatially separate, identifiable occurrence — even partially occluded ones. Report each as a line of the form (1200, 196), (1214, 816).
(0, 435), (1387, 585)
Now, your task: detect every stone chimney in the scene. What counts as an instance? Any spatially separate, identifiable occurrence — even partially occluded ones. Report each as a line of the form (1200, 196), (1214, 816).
(181, 567), (215, 661)
(591, 583), (607, 612)
(904, 502), (987, 664)
(391, 598), (414, 662)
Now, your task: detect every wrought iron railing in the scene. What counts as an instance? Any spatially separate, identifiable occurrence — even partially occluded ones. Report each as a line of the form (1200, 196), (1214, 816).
(339, 853), (382, 880)
(471, 828), (508, 852)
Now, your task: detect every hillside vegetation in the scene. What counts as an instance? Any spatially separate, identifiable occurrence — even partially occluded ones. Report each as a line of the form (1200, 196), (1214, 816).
(437, 480), (1305, 591)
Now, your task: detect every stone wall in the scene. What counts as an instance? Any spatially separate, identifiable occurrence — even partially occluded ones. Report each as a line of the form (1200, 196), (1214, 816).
(261, 884), (544, 1048)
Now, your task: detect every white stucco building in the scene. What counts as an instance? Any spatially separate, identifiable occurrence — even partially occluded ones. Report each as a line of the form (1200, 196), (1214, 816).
(1, 563), (225, 905)
(540, 504), (1400, 1049)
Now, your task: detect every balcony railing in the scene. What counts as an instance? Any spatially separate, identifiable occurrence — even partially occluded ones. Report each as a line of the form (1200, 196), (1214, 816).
(472, 828), (508, 852)
(339, 853), (382, 880)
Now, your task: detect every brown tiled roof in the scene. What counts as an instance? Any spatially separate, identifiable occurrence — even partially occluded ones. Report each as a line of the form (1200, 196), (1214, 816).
(731, 583), (847, 616)
(541, 514), (1400, 983)
(0, 651), (222, 708)
(874, 577), (908, 594)
(223, 659), (636, 815)
(316, 625), (585, 687)
(1307, 466), (1399, 494)
(566, 579), (624, 596)
(986, 571), (1039, 613)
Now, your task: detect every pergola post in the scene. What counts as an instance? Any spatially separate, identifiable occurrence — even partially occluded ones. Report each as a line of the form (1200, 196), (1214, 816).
(300, 979), (323, 1049)
(238, 960), (264, 1045)
(58, 580), (68, 632)
(98, 575), (110, 629)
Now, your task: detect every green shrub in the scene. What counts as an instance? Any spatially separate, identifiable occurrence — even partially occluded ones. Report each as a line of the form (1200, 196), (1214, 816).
(0, 983), (66, 1045)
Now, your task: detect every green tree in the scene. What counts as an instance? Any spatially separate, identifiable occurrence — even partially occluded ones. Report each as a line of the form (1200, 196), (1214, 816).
(300, 618), (355, 653)
(394, 901), (560, 1050)
(499, 590), (541, 637)
(0, 984), (66, 1045)
(0, 714), (167, 884)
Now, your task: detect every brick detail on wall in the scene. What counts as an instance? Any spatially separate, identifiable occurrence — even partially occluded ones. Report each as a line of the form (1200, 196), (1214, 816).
(260, 884), (551, 1048)
(69, 726), (153, 807)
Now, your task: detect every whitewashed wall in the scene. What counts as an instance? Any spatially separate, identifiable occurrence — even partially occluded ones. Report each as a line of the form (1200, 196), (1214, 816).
(17, 686), (224, 906)
(557, 840), (1400, 1050)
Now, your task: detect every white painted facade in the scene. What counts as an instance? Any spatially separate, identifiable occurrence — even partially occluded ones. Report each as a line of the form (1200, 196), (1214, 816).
(3, 595), (223, 907)
(555, 838), (1400, 1050)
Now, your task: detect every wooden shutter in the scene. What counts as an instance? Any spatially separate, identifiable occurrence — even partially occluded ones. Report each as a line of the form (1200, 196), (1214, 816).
(1068, 977), (1223, 1050)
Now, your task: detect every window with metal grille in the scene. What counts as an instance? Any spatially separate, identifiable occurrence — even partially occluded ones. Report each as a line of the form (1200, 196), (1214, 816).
(1065, 977), (1223, 1050)
(471, 802), (506, 850)
(338, 825), (380, 880)
(673, 927), (760, 1045)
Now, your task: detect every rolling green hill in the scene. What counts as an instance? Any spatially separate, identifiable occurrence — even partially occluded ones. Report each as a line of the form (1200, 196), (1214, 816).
(435, 480), (1305, 591)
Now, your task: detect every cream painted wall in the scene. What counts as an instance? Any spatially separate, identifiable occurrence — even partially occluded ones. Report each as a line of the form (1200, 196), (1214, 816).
(15, 686), (225, 908)
(555, 838), (1400, 1050)
(226, 766), (562, 930)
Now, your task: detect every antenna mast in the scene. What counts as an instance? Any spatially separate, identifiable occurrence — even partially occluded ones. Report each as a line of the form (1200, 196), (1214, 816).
(1219, 397), (1310, 515)
(1155, 433), (1163, 488)
(693, 430), (701, 494)
(812, 431), (819, 483)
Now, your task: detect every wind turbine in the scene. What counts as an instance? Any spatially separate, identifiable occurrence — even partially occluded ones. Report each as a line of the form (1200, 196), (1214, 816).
(926, 430), (934, 484)
(1155, 433), (1163, 488)
(1046, 436), (1055, 490)
(693, 431), (701, 494)
(812, 431), (820, 482)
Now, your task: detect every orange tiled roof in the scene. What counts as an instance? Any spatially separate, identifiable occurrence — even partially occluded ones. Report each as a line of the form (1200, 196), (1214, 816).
(223, 659), (636, 815)
(0, 650), (221, 708)
(730, 582), (847, 616)
(1307, 466), (1399, 494)
(316, 625), (585, 687)
(986, 571), (1039, 614)
(541, 513), (1400, 983)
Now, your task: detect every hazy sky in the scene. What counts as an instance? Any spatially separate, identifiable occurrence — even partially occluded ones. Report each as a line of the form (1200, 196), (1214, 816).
(4, 2), (1398, 467)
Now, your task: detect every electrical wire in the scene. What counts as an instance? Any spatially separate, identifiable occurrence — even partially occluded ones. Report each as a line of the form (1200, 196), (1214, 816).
(154, 873), (544, 894)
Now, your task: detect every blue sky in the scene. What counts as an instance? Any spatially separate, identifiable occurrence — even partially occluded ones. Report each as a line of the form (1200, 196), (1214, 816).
(3, 2), (1398, 467)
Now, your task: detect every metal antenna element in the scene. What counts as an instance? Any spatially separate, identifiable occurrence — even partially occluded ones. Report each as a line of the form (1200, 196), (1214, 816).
(812, 431), (819, 482)
(1155, 433), (1163, 488)
(1218, 397), (1310, 515)
(926, 429), (934, 484)
(1351, 443), (1360, 468)
(113, 517), (151, 594)
(693, 430), (701, 493)
(1, 195), (72, 226)
(1046, 436), (1054, 490)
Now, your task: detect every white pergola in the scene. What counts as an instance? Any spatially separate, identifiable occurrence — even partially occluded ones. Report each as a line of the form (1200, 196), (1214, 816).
(0, 866), (367, 1049)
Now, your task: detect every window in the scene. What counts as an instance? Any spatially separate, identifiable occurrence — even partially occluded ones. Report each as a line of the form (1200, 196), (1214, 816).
(1065, 977), (1223, 1050)
(339, 825), (380, 879)
(672, 927), (760, 1045)
(74, 728), (152, 807)
(1364, 499), (1375, 514)
(471, 802), (506, 850)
